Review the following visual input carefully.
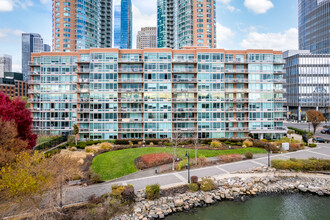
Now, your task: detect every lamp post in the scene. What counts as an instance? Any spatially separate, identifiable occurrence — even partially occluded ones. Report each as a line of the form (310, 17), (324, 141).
(185, 152), (190, 183)
(266, 144), (270, 167)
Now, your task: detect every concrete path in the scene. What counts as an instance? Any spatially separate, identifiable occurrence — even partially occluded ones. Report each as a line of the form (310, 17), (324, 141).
(63, 143), (330, 205)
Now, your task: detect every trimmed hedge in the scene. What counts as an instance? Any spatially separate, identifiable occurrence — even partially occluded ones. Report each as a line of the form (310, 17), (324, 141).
(272, 158), (330, 171)
(288, 127), (313, 136)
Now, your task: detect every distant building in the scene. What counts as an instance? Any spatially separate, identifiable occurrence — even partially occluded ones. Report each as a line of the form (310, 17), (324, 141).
(52, 0), (113, 51)
(284, 50), (330, 120)
(298, 0), (330, 54)
(44, 44), (51, 52)
(137, 27), (157, 49)
(157, 0), (217, 49)
(0, 72), (28, 98)
(22, 33), (44, 81)
(114, 0), (133, 49)
(0, 54), (12, 78)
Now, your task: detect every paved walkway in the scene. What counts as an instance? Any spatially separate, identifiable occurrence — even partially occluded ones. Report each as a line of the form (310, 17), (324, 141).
(63, 143), (330, 205)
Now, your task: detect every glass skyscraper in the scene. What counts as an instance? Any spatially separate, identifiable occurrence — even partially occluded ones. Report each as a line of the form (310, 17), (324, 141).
(298, 0), (330, 54)
(22, 33), (44, 81)
(284, 50), (330, 120)
(114, 0), (133, 49)
(157, 0), (216, 49)
(52, 0), (113, 52)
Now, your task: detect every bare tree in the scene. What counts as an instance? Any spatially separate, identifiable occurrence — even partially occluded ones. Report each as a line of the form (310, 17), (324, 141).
(306, 110), (325, 135)
(171, 131), (185, 170)
(194, 138), (198, 165)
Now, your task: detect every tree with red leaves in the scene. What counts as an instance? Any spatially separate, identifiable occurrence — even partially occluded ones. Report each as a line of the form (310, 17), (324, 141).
(0, 92), (37, 149)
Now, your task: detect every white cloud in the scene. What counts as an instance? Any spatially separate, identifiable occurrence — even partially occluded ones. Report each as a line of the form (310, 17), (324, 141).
(240, 28), (298, 50)
(217, 0), (239, 12)
(131, 4), (157, 49)
(0, 28), (24, 40)
(217, 0), (232, 4)
(244, 0), (274, 14)
(216, 22), (235, 49)
(40, 0), (51, 4)
(0, 0), (33, 12)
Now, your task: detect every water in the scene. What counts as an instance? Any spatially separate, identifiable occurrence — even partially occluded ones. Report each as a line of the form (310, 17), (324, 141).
(166, 194), (330, 220)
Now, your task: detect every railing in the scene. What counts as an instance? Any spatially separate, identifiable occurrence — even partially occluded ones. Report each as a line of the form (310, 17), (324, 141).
(225, 79), (248, 83)
(76, 68), (90, 73)
(172, 59), (196, 63)
(119, 128), (143, 132)
(172, 78), (196, 83)
(118, 68), (143, 72)
(28, 61), (40, 66)
(173, 108), (197, 112)
(226, 127), (249, 131)
(118, 58), (143, 62)
(119, 108), (143, 112)
(77, 78), (90, 83)
(118, 79), (143, 83)
(225, 69), (248, 73)
(76, 88), (90, 93)
(34, 135), (68, 151)
(172, 69), (197, 73)
(77, 118), (90, 122)
(28, 71), (40, 75)
(118, 118), (143, 122)
(119, 88), (143, 92)
(173, 88), (197, 92)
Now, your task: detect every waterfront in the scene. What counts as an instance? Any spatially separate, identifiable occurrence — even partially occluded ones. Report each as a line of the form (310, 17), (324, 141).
(166, 194), (330, 220)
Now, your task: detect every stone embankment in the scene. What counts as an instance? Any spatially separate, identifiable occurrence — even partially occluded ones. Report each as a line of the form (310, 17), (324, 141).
(113, 167), (330, 220)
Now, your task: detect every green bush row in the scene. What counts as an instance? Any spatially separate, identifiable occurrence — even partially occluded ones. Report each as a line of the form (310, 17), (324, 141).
(288, 127), (313, 136)
(272, 158), (330, 171)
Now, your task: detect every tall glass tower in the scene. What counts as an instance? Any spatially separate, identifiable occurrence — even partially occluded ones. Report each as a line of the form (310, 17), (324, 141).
(52, 0), (113, 52)
(157, 0), (216, 49)
(22, 33), (44, 81)
(298, 0), (330, 54)
(114, 0), (133, 49)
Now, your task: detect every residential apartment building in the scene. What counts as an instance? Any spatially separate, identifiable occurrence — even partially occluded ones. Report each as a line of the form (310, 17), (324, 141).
(0, 72), (28, 98)
(0, 54), (12, 78)
(22, 33), (45, 81)
(29, 48), (286, 140)
(52, 0), (113, 52)
(114, 0), (133, 49)
(298, 0), (330, 54)
(137, 27), (157, 49)
(284, 50), (330, 120)
(157, 0), (216, 49)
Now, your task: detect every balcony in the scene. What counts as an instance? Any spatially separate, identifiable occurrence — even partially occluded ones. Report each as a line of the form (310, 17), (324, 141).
(77, 88), (90, 93)
(118, 78), (143, 83)
(77, 108), (90, 112)
(118, 128), (143, 132)
(173, 108), (197, 112)
(225, 59), (247, 64)
(172, 68), (197, 73)
(77, 118), (90, 122)
(28, 71), (40, 76)
(28, 61), (40, 66)
(225, 79), (248, 83)
(172, 78), (197, 83)
(119, 108), (143, 112)
(225, 89), (248, 93)
(77, 78), (90, 83)
(225, 98), (249, 102)
(79, 128), (90, 132)
(273, 89), (286, 93)
(118, 118), (143, 123)
(172, 59), (197, 63)
(77, 98), (90, 103)
(119, 98), (143, 102)
(118, 58), (143, 63)
(76, 59), (90, 64)
(172, 98), (196, 102)
(225, 69), (248, 73)
(76, 68), (90, 73)
(29, 80), (41, 84)
(119, 88), (143, 93)
(173, 88), (197, 93)
(173, 128), (197, 132)
(173, 118), (196, 122)
(28, 89), (40, 94)
(118, 68), (143, 73)
(226, 127), (249, 132)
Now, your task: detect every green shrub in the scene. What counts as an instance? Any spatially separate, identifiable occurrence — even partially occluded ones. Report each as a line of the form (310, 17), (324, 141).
(69, 146), (77, 151)
(243, 139), (253, 147)
(200, 178), (217, 192)
(244, 152), (253, 159)
(164, 142), (174, 146)
(76, 141), (87, 149)
(67, 135), (76, 144)
(115, 140), (130, 145)
(121, 185), (135, 203)
(145, 184), (160, 200)
(110, 185), (126, 199)
(271, 159), (330, 171)
(288, 127), (313, 136)
(309, 143), (317, 148)
(86, 170), (102, 184)
(188, 183), (199, 192)
(85, 147), (97, 153)
(149, 142), (154, 146)
(210, 140), (221, 148)
(177, 159), (188, 171)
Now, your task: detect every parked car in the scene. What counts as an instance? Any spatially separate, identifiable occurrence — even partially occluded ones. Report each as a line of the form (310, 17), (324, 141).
(313, 136), (329, 143)
(320, 128), (330, 134)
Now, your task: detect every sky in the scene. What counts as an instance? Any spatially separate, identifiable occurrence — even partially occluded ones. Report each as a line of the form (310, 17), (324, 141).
(0, 0), (298, 72)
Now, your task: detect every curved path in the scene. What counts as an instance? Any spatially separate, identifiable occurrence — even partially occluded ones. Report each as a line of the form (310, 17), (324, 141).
(63, 143), (330, 205)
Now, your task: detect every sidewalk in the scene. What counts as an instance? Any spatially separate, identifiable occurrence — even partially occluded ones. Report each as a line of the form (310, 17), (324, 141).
(62, 143), (330, 206)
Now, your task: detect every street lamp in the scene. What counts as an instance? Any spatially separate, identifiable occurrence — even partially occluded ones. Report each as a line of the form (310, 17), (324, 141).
(265, 144), (270, 167)
(185, 152), (190, 183)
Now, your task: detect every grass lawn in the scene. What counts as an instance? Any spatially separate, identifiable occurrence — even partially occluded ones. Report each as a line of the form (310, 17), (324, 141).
(91, 147), (267, 181)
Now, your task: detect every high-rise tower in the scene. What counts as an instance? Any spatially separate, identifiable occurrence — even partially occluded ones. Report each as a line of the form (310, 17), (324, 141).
(298, 0), (330, 54)
(22, 33), (44, 81)
(52, 0), (113, 52)
(114, 0), (133, 49)
(157, 0), (216, 49)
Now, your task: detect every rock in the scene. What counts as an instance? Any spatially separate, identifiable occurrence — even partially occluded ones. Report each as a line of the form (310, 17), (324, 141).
(184, 205), (190, 210)
(175, 199), (184, 207)
(159, 214), (165, 219)
(135, 207), (142, 213)
(298, 185), (308, 192)
(232, 187), (240, 193)
(317, 191), (324, 196)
